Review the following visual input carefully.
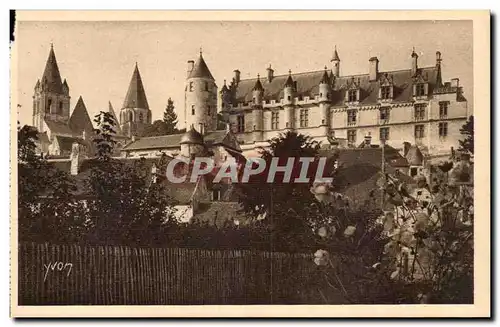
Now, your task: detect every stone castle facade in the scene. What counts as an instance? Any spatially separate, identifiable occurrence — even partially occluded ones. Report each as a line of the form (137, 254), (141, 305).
(218, 47), (469, 160)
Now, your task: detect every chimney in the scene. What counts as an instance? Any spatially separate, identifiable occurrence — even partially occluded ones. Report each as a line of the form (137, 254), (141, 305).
(451, 78), (460, 88)
(233, 70), (241, 84)
(403, 142), (411, 157)
(267, 65), (274, 82)
(70, 142), (81, 175)
(436, 51), (442, 66)
(369, 57), (379, 81)
(364, 133), (372, 146)
(187, 60), (194, 77)
(411, 49), (418, 76)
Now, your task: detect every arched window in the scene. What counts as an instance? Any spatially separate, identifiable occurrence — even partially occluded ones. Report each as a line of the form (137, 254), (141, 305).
(47, 98), (52, 113)
(128, 111), (133, 122)
(58, 101), (63, 114)
(139, 112), (143, 123)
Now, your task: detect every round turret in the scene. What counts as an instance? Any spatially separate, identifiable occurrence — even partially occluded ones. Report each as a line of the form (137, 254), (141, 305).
(180, 125), (205, 158)
(180, 126), (204, 145)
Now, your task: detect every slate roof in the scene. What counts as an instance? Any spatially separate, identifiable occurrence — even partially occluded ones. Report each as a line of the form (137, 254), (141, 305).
(40, 45), (64, 94)
(188, 53), (215, 80)
(123, 63), (150, 109)
(231, 65), (444, 105)
(122, 130), (238, 152)
(44, 120), (75, 136)
(69, 96), (94, 136)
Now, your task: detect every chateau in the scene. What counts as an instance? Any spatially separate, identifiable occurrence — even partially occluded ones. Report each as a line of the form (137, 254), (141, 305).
(219, 47), (469, 161)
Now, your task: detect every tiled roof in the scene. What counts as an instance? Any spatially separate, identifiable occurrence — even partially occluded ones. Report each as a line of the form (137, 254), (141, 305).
(40, 45), (64, 94)
(69, 96), (94, 136)
(44, 120), (75, 136)
(123, 63), (150, 109)
(188, 53), (214, 80)
(122, 133), (184, 151)
(231, 66), (440, 105)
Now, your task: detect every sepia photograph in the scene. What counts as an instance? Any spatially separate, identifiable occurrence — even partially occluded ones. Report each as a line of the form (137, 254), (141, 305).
(10, 10), (490, 318)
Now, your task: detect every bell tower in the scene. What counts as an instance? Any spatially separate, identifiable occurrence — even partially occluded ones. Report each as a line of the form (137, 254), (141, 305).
(119, 63), (152, 137)
(32, 44), (71, 133)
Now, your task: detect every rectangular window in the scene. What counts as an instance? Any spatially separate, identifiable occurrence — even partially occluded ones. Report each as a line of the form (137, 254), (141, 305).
(415, 83), (426, 96)
(58, 101), (63, 114)
(271, 112), (279, 130)
(237, 115), (245, 133)
(380, 107), (390, 121)
(347, 109), (357, 125)
(212, 190), (220, 201)
(439, 122), (448, 137)
(191, 105), (195, 115)
(207, 106), (211, 116)
(287, 96), (291, 101)
(414, 104), (426, 121)
(47, 98), (52, 112)
(299, 109), (309, 128)
(439, 101), (449, 118)
(414, 124), (425, 139)
(348, 89), (358, 102)
(381, 86), (391, 99)
(380, 127), (390, 141)
(189, 82), (194, 92)
(347, 130), (357, 144)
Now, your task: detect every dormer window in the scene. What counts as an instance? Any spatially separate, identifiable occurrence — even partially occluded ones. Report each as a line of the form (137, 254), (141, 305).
(380, 86), (391, 99)
(348, 89), (358, 102)
(47, 98), (52, 112)
(58, 101), (63, 114)
(380, 107), (390, 121)
(415, 83), (426, 96)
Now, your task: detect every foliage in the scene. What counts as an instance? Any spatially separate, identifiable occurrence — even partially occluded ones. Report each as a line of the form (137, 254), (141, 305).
(163, 97), (179, 134)
(86, 112), (178, 246)
(17, 124), (89, 244)
(93, 111), (117, 160)
(236, 131), (333, 249)
(311, 165), (474, 304)
(140, 120), (172, 137)
(458, 115), (474, 154)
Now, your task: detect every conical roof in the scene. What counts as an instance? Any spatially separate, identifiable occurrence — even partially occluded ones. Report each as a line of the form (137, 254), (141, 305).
(284, 70), (294, 87)
(69, 96), (94, 136)
(123, 63), (150, 109)
(253, 75), (264, 91)
(108, 101), (122, 134)
(188, 52), (214, 80)
(180, 125), (204, 145)
(320, 66), (330, 84)
(331, 46), (340, 61)
(220, 80), (229, 93)
(41, 44), (64, 94)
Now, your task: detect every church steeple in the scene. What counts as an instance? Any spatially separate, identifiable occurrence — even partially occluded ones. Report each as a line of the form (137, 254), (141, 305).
(120, 63), (152, 137)
(123, 63), (150, 110)
(41, 43), (64, 94)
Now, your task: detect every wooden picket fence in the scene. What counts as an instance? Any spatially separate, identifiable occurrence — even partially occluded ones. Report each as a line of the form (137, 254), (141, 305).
(17, 243), (318, 305)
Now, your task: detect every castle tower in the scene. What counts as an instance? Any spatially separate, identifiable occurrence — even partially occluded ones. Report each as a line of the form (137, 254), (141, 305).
(283, 70), (295, 130)
(220, 79), (232, 122)
(185, 50), (218, 134)
(331, 46), (340, 78)
(32, 44), (71, 133)
(119, 63), (152, 137)
(252, 74), (264, 142)
(318, 66), (331, 131)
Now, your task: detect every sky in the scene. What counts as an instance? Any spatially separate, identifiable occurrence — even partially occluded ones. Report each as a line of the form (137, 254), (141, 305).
(14, 20), (473, 129)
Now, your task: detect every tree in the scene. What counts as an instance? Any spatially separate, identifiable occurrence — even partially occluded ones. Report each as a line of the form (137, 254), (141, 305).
(18, 124), (88, 244)
(140, 120), (170, 137)
(458, 115), (473, 154)
(162, 97), (179, 134)
(86, 112), (177, 246)
(236, 131), (331, 250)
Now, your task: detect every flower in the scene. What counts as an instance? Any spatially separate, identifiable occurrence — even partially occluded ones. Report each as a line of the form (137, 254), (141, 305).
(343, 225), (356, 237)
(313, 249), (329, 266)
(317, 225), (336, 238)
